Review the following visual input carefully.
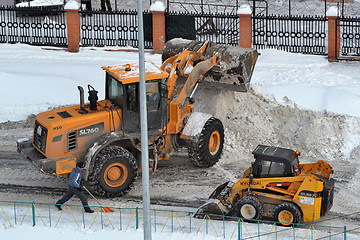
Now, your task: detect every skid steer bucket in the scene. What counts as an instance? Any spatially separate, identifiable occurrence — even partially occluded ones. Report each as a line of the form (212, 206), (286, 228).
(195, 181), (233, 218)
(162, 38), (259, 92)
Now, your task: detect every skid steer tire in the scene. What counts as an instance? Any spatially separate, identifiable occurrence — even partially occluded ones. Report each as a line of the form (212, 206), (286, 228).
(273, 202), (301, 226)
(235, 196), (264, 220)
(188, 117), (224, 168)
(88, 146), (138, 198)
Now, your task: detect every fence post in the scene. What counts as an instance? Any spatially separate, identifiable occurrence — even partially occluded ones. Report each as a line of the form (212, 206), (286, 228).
(65, 1), (81, 53)
(327, 6), (340, 62)
(344, 226), (347, 240)
(136, 207), (139, 229)
(31, 203), (36, 227)
(237, 4), (253, 48)
(150, 1), (166, 54)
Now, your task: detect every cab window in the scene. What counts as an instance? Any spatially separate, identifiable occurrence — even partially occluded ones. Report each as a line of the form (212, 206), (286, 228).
(126, 84), (138, 111)
(146, 81), (160, 111)
(107, 75), (124, 108)
(258, 160), (286, 178)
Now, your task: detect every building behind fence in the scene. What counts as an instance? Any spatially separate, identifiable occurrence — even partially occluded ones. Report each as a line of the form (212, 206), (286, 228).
(0, 200), (349, 239)
(0, 2), (359, 59)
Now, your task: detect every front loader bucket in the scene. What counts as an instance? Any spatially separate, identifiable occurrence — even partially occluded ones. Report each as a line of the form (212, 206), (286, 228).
(162, 38), (259, 92)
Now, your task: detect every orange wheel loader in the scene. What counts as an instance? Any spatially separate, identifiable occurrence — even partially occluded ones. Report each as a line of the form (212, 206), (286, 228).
(17, 39), (258, 198)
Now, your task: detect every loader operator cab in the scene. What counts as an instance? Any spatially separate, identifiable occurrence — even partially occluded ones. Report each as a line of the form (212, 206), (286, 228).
(252, 145), (301, 178)
(103, 62), (169, 134)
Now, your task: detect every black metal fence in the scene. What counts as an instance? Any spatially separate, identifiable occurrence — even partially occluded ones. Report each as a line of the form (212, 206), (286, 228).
(252, 15), (328, 55)
(0, 6), (67, 46)
(166, 11), (239, 46)
(1, 5), (360, 60)
(166, 1), (239, 14)
(79, 9), (152, 49)
(250, 0), (360, 17)
(337, 17), (360, 59)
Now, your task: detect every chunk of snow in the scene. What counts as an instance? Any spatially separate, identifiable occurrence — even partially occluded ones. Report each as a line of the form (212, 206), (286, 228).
(326, 6), (339, 17)
(182, 112), (212, 137)
(184, 64), (194, 75)
(237, 4), (252, 15)
(65, 0), (80, 10)
(150, 1), (166, 12)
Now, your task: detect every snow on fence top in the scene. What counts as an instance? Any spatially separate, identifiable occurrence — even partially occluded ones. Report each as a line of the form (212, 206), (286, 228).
(326, 6), (339, 16)
(237, 4), (252, 15)
(64, 0), (80, 10)
(150, 1), (166, 12)
(16, 0), (63, 7)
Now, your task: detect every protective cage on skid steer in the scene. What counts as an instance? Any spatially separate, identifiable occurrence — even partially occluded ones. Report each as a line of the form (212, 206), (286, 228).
(320, 178), (335, 217)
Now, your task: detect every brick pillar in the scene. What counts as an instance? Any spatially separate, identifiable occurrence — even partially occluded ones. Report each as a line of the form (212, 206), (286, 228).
(327, 16), (340, 62)
(65, 9), (80, 53)
(238, 13), (252, 48)
(151, 10), (166, 54)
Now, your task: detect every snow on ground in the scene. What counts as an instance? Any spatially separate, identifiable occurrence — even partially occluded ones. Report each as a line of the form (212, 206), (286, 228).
(1, 44), (359, 123)
(0, 202), (352, 240)
(1, 43), (360, 239)
(1, 225), (220, 240)
(251, 49), (360, 118)
(0, 44), (161, 123)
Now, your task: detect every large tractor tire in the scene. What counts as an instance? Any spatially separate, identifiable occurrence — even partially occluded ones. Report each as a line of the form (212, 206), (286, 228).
(188, 117), (224, 168)
(273, 202), (302, 226)
(235, 196), (264, 220)
(88, 146), (138, 198)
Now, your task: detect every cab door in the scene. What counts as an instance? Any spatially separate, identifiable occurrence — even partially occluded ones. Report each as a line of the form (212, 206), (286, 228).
(122, 81), (167, 135)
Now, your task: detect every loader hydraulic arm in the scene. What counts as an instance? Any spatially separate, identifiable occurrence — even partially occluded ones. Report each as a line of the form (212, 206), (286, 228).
(160, 41), (218, 134)
(160, 41), (213, 101)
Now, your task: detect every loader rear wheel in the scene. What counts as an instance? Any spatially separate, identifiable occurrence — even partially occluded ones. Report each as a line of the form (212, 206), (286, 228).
(273, 202), (301, 226)
(235, 196), (263, 220)
(188, 117), (224, 168)
(88, 146), (138, 198)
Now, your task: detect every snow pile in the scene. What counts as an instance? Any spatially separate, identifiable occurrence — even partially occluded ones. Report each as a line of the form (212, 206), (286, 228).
(1, 44), (358, 164)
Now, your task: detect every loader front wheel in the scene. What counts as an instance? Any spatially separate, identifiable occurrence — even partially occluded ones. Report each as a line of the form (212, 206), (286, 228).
(188, 117), (224, 168)
(88, 146), (138, 198)
(235, 196), (263, 220)
(273, 202), (301, 226)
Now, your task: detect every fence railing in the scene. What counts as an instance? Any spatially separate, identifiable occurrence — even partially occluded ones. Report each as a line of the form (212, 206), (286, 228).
(337, 16), (360, 59)
(0, 6), (67, 46)
(252, 14), (328, 55)
(79, 9), (153, 49)
(0, 200), (348, 239)
(165, 11), (239, 46)
(1, 6), (360, 61)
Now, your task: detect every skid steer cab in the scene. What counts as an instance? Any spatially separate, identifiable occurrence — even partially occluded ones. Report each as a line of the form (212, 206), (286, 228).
(197, 145), (335, 226)
(17, 41), (228, 198)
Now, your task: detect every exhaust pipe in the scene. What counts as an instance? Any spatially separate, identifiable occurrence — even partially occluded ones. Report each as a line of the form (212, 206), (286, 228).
(77, 86), (88, 114)
(88, 85), (98, 111)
